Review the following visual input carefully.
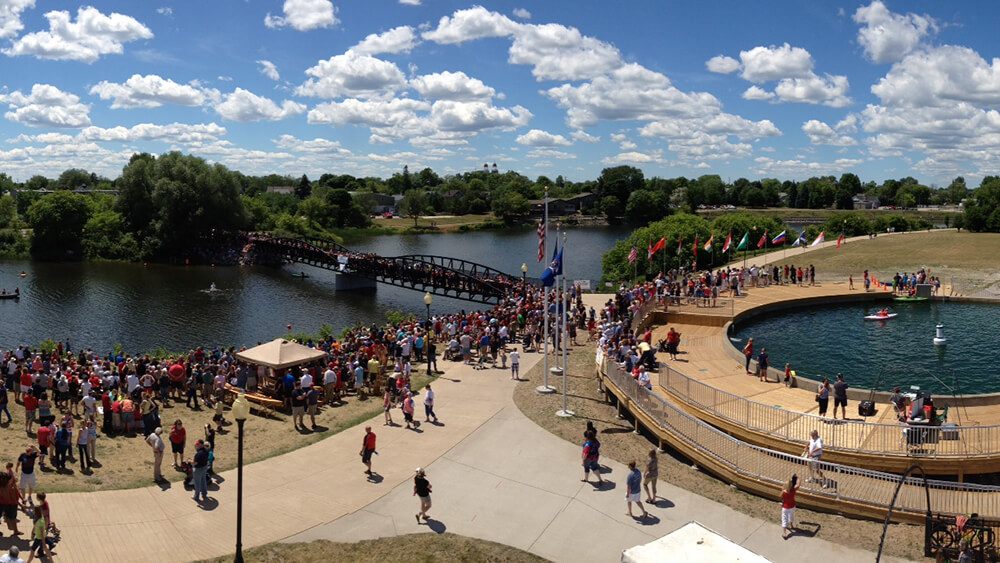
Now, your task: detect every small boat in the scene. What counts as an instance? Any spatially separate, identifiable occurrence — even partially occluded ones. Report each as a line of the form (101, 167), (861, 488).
(893, 296), (928, 302)
(290, 272), (309, 279)
(19, 272), (26, 278)
(209, 283), (219, 293)
(864, 313), (897, 320)
(0, 293), (18, 300)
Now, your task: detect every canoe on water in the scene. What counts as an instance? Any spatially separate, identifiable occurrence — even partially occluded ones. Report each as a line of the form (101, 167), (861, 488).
(290, 272), (309, 278)
(0, 293), (19, 300)
(893, 297), (928, 302)
(864, 313), (897, 320)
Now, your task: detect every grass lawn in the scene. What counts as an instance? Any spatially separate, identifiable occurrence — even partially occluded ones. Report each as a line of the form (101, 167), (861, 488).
(785, 230), (1000, 285)
(371, 214), (496, 231)
(2, 374), (434, 493)
(512, 342), (926, 562)
(198, 533), (548, 563)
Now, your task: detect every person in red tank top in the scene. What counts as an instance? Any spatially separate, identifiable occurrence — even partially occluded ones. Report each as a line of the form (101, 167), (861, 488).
(781, 474), (800, 539)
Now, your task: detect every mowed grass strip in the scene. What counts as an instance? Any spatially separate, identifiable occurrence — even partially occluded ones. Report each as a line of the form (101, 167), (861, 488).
(198, 534), (548, 563)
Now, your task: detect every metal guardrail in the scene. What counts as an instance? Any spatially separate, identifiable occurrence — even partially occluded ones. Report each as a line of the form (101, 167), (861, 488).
(597, 351), (1000, 519)
(656, 363), (1000, 459)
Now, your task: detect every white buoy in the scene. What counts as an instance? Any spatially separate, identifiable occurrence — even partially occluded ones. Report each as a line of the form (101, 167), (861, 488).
(933, 323), (947, 345)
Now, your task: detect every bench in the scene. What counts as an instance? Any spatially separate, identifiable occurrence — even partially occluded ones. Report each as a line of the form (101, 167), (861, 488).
(224, 384), (283, 419)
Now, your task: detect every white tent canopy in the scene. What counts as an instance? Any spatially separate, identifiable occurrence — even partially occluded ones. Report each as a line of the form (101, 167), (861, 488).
(621, 521), (772, 563)
(235, 338), (327, 370)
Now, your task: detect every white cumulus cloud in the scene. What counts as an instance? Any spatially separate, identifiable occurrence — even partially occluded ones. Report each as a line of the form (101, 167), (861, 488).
(742, 86), (775, 101)
(0, 84), (91, 128)
(516, 129), (571, 146)
(410, 71), (495, 101)
(509, 23), (622, 81)
(90, 74), (211, 109)
(214, 88), (306, 122)
(0, 0), (34, 40)
(802, 119), (858, 146)
(513, 8), (531, 19)
(774, 75), (851, 107)
(398, 0), (420, 5)
(854, 0), (936, 64)
(571, 130), (599, 143)
(349, 26), (419, 56)
(257, 60), (280, 81)
(297, 53), (407, 99)
(422, 6), (519, 44)
(706, 55), (740, 74)
(3, 6), (153, 63)
(739, 43), (814, 83)
(265, 0), (338, 32)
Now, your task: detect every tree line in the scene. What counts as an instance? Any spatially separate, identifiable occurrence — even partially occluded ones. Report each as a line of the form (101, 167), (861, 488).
(1, 156), (999, 262)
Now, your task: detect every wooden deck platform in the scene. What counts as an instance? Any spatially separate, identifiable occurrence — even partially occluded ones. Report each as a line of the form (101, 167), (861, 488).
(644, 280), (1000, 476)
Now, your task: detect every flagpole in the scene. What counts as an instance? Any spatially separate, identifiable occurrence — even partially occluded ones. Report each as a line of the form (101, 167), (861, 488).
(538, 188), (554, 394)
(557, 231), (573, 417)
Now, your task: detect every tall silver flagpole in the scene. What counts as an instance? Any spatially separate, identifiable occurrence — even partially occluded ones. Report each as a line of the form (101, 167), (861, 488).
(538, 188), (555, 394)
(557, 230), (574, 417)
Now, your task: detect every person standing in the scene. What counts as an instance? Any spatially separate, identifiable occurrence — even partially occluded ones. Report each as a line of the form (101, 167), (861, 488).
(169, 420), (186, 467)
(147, 427), (166, 482)
(290, 380), (306, 430)
(781, 474), (800, 539)
(643, 449), (658, 504)
(0, 546), (23, 563)
(360, 426), (377, 476)
(804, 430), (825, 486)
(423, 384), (438, 423)
(306, 385), (319, 430)
(323, 363), (338, 405)
(581, 430), (603, 486)
(0, 471), (24, 537)
(382, 388), (394, 426)
(16, 447), (37, 500)
(76, 422), (90, 472)
(509, 348), (520, 381)
(757, 348), (770, 382)
(625, 461), (648, 519)
(743, 337), (754, 374)
(816, 379), (830, 417)
(833, 373), (849, 420)
(413, 468), (432, 522)
(192, 440), (209, 503)
(0, 381), (11, 424)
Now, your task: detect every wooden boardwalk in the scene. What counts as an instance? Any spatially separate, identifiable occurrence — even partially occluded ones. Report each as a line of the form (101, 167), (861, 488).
(645, 280), (1000, 476)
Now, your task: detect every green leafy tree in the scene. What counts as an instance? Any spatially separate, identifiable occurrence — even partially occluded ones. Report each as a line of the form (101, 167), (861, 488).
(295, 174), (312, 199)
(492, 192), (531, 225)
(26, 190), (92, 259)
(82, 210), (139, 260)
(821, 212), (870, 237)
(0, 194), (14, 228)
(624, 190), (671, 226)
(398, 189), (428, 226)
(599, 195), (625, 224)
(56, 168), (94, 190)
(325, 188), (370, 228)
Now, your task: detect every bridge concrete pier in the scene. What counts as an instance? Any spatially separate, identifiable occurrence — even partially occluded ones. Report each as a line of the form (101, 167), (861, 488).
(334, 272), (377, 292)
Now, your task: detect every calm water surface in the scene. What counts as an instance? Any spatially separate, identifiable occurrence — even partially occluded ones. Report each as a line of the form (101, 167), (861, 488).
(0, 227), (629, 354)
(731, 301), (1000, 395)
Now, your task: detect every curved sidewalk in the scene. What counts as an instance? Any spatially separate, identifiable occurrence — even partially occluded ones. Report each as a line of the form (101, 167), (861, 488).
(42, 314), (906, 563)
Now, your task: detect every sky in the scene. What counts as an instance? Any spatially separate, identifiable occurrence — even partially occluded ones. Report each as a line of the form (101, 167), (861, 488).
(1, 1), (999, 186)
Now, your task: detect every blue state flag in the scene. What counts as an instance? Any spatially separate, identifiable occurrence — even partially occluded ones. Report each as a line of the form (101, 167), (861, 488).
(792, 232), (807, 247)
(541, 244), (563, 287)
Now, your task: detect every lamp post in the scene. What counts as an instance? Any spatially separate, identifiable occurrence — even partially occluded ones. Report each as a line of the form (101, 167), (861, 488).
(521, 263), (527, 300)
(232, 393), (250, 563)
(424, 292), (432, 376)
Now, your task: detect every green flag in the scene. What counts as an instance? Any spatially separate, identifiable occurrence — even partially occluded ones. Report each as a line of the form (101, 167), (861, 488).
(735, 231), (749, 251)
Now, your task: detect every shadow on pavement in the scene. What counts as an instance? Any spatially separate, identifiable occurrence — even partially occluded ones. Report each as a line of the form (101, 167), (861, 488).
(424, 518), (447, 534)
(792, 522), (821, 538)
(652, 498), (675, 509)
(366, 473), (384, 484)
(196, 497), (219, 511)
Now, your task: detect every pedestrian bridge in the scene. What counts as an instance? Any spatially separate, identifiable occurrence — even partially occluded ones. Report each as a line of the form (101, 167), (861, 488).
(242, 233), (532, 304)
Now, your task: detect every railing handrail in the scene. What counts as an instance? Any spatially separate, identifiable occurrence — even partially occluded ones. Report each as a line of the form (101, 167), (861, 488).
(657, 360), (1000, 458)
(597, 350), (1000, 519)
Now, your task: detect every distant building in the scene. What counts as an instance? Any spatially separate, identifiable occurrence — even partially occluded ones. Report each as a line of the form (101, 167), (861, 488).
(491, 163), (499, 174)
(852, 195), (880, 210)
(482, 163), (500, 174)
(528, 192), (598, 217)
(349, 191), (397, 214)
(266, 186), (295, 195)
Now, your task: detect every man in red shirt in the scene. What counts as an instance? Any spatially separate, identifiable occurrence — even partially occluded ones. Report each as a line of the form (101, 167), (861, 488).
(23, 393), (37, 433)
(360, 426), (376, 476)
(36, 422), (52, 467)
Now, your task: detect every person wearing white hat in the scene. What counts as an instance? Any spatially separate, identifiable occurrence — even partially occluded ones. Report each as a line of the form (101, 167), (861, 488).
(413, 468), (431, 522)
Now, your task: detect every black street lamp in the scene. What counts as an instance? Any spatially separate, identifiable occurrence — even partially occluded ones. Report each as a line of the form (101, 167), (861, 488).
(424, 292), (433, 376)
(232, 393), (250, 563)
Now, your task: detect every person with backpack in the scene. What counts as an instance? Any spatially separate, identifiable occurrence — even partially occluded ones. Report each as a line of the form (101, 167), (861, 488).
(581, 430), (603, 486)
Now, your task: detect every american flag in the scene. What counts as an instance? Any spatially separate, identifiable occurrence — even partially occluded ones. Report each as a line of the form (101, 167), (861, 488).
(537, 220), (546, 262)
(627, 243), (638, 264)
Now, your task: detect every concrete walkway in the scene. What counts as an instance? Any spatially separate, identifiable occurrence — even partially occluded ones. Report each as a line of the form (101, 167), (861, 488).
(35, 307), (911, 562)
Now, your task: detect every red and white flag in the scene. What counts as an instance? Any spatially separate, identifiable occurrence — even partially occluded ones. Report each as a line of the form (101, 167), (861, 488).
(627, 243), (638, 264)
(537, 220), (546, 262)
(648, 236), (666, 262)
(722, 232), (732, 253)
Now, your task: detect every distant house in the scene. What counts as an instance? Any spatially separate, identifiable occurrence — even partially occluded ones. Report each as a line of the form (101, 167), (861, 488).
(266, 186), (295, 195)
(529, 192), (598, 217)
(853, 195), (880, 210)
(349, 191), (397, 214)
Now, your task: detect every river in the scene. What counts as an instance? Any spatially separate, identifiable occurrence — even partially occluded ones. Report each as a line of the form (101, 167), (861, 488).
(0, 226), (630, 354)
